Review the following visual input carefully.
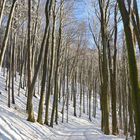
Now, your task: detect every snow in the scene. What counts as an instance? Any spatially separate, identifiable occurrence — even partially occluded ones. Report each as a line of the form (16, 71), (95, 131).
(0, 71), (128, 140)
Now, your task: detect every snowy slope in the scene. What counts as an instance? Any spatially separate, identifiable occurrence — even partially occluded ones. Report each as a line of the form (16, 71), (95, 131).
(0, 71), (127, 140)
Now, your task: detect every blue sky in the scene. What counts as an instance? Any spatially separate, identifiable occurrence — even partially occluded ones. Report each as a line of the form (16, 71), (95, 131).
(74, 0), (87, 21)
(75, 0), (89, 20)
(74, 0), (140, 48)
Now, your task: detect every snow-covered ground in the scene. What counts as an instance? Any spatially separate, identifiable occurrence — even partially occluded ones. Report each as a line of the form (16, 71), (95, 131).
(0, 71), (127, 140)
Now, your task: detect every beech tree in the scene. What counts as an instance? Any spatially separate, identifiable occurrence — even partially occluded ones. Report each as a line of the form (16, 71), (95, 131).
(117, 0), (140, 139)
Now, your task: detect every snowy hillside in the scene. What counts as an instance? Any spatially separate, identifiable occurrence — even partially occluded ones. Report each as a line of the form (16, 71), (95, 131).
(0, 72), (127, 140)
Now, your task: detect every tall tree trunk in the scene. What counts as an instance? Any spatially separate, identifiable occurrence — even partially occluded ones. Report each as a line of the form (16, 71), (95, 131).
(27, 0), (35, 122)
(44, 0), (56, 125)
(37, 29), (50, 124)
(11, 32), (16, 104)
(117, 1), (140, 139)
(51, 0), (63, 126)
(98, 0), (110, 134)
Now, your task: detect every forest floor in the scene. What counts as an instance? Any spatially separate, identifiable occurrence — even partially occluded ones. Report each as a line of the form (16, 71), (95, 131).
(0, 72), (130, 140)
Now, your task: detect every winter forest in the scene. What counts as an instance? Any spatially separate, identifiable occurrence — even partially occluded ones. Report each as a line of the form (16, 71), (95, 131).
(0, 0), (140, 140)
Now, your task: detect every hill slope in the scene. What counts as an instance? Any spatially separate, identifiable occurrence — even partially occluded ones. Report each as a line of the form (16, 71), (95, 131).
(0, 72), (127, 140)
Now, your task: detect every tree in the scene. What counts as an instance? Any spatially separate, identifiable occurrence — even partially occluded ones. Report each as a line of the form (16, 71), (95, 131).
(98, 0), (110, 134)
(0, 0), (17, 66)
(37, 28), (50, 124)
(0, 0), (6, 26)
(27, 0), (35, 122)
(44, 0), (56, 125)
(117, 1), (140, 139)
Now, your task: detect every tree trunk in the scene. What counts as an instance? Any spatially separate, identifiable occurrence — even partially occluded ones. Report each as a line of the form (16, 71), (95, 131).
(0, 0), (6, 26)
(117, 1), (140, 139)
(37, 29), (50, 124)
(0, 0), (17, 66)
(27, 0), (35, 122)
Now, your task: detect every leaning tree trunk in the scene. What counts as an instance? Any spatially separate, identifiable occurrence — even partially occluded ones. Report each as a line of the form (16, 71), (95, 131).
(0, 0), (6, 26)
(0, 0), (17, 66)
(29, 0), (54, 101)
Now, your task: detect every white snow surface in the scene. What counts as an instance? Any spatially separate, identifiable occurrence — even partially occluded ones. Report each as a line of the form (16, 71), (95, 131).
(0, 71), (128, 140)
